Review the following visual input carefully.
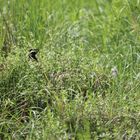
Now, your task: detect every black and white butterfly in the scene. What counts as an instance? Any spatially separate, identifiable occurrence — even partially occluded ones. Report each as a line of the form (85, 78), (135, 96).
(28, 49), (39, 62)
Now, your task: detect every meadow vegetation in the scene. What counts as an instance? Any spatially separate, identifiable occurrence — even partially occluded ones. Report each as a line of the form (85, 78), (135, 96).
(0, 0), (140, 139)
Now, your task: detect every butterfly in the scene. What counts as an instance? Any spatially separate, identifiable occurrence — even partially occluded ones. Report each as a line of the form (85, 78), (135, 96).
(28, 49), (39, 62)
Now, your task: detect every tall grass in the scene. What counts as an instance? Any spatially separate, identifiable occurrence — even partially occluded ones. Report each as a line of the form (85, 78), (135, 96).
(0, 0), (140, 139)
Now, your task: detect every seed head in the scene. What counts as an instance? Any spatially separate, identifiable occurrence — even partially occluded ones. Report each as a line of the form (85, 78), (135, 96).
(111, 66), (118, 77)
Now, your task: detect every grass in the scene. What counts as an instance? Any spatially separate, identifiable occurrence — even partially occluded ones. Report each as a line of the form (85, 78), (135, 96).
(0, 0), (140, 139)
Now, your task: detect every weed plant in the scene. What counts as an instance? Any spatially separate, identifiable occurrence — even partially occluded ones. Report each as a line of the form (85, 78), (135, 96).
(0, 0), (140, 139)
